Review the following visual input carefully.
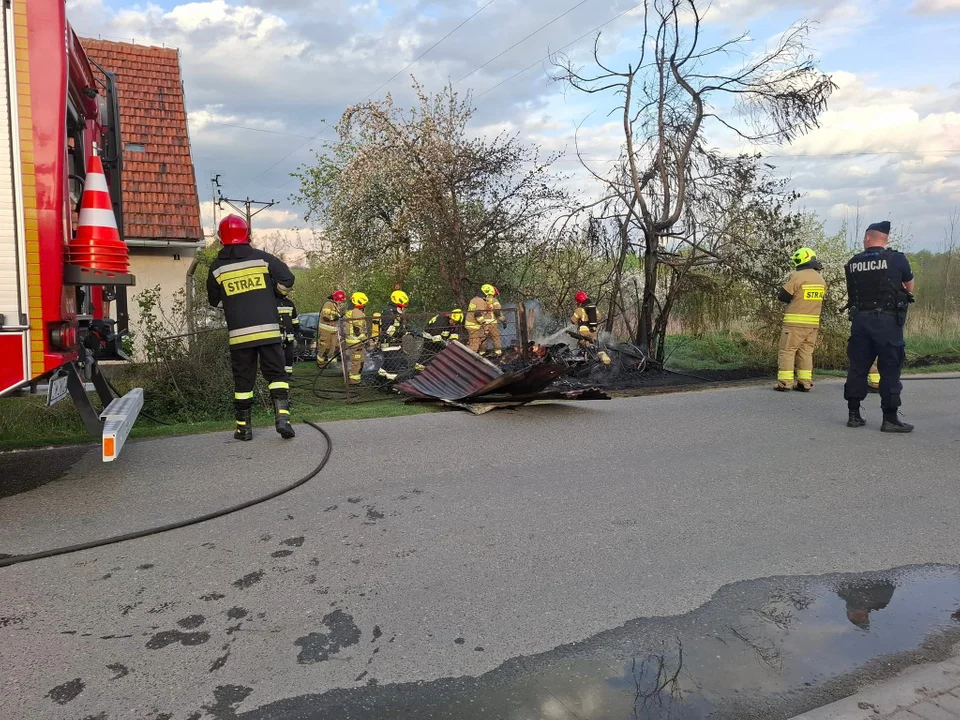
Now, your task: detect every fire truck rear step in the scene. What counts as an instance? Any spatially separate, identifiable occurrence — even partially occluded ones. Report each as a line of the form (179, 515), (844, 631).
(100, 387), (143, 462)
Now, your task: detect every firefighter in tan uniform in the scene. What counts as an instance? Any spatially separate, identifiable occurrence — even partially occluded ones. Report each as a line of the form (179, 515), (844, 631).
(484, 285), (506, 356)
(317, 290), (346, 367)
(345, 292), (369, 384)
(467, 284), (504, 355)
(466, 291), (488, 353)
(868, 361), (880, 393)
(571, 291), (611, 365)
(776, 247), (827, 392)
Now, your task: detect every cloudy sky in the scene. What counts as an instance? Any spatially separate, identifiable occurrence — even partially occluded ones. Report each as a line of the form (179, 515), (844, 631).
(68, 0), (960, 250)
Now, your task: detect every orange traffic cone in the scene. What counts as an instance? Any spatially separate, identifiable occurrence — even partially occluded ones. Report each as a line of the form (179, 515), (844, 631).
(67, 153), (129, 273)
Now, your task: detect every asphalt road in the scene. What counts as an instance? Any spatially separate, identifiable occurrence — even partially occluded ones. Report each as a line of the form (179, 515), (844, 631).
(1, 377), (959, 719)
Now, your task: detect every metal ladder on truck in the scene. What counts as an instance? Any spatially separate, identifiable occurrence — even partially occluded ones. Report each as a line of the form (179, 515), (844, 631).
(34, 338), (144, 463)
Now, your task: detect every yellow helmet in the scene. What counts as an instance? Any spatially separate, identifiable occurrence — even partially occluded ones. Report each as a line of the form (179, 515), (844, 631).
(481, 283), (498, 297)
(450, 308), (464, 323)
(390, 290), (409, 307)
(351, 291), (368, 308)
(791, 247), (817, 267)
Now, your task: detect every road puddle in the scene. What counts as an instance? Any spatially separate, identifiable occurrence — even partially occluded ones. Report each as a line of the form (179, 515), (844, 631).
(241, 565), (960, 720)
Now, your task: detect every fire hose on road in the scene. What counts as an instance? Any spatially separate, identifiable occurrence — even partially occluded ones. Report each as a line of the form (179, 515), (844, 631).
(0, 421), (333, 569)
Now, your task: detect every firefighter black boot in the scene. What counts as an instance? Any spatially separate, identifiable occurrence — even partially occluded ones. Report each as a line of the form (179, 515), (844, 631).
(234, 407), (253, 441)
(274, 398), (296, 439)
(847, 401), (866, 428)
(881, 410), (914, 433)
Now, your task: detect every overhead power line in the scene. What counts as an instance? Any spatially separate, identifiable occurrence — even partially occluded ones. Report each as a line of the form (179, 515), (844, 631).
(194, 2), (643, 143)
(454, 0), (594, 86)
(473, 0), (643, 100)
(263, 0), (615, 199)
(366, 0), (499, 100)
(235, 0), (499, 193)
(200, 120), (314, 139)
(559, 150), (960, 163)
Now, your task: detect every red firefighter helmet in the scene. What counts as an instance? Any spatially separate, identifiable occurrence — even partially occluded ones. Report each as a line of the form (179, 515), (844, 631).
(575, 291), (589, 304)
(219, 214), (250, 245)
(331, 290), (347, 303)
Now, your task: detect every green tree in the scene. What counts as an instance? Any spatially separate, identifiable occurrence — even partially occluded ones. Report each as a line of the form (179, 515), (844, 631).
(292, 81), (568, 307)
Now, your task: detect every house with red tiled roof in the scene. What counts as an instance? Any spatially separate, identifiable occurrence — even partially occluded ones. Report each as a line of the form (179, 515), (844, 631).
(82, 39), (204, 339)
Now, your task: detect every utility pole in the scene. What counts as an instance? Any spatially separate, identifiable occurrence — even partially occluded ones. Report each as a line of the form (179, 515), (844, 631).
(216, 189), (277, 240)
(211, 174), (221, 236)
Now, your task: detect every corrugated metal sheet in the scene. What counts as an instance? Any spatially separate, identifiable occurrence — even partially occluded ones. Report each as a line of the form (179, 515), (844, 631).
(396, 341), (504, 400)
(396, 341), (593, 403)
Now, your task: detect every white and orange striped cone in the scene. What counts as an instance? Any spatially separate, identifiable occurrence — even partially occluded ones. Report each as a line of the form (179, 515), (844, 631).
(67, 153), (129, 273)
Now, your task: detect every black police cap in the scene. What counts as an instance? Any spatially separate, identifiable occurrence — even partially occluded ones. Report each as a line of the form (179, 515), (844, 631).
(867, 220), (891, 235)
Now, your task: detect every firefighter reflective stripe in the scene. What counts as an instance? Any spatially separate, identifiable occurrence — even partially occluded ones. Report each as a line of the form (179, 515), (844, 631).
(381, 345), (401, 352)
(796, 370), (813, 381)
(235, 391), (255, 400)
(868, 373), (881, 385)
(268, 381), (290, 391)
(212, 259), (269, 281)
(284, 366), (294, 373)
(278, 408), (290, 415)
(278, 307), (294, 314)
(318, 323), (337, 332)
(802, 284), (826, 301)
(349, 374), (362, 381)
(777, 370), (795, 381)
(236, 421), (247, 426)
(783, 313), (820, 326)
(229, 324), (282, 345)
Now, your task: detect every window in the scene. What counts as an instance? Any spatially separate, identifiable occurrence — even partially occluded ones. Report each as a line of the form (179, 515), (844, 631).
(125, 142), (146, 153)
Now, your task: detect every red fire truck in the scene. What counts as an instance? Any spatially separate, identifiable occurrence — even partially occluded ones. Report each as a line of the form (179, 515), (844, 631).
(0, 1), (142, 461)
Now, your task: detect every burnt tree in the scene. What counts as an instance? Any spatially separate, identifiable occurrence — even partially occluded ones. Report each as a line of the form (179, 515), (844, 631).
(554, 0), (835, 361)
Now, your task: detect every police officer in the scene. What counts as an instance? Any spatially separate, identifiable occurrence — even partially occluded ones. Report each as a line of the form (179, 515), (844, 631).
(843, 221), (915, 432)
(207, 214), (296, 441)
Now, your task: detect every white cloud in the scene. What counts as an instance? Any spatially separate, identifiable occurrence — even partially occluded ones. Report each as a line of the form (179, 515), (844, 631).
(910, 0), (960, 14)
(67, 0), (960, 250)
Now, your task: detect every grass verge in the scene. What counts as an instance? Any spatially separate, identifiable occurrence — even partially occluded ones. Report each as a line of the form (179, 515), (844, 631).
(0, 361), (435, 452)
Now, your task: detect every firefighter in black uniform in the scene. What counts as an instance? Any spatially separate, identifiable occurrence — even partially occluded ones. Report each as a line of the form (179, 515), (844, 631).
(378, 289), (409, 381)
(278, 293), (299, 379)
(423, 308), (465, 351)
(207, 214), (296, 441)
(843, 220), (915, 433)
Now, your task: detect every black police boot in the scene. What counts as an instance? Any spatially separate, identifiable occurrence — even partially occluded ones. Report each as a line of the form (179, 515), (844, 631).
(881, 411), (914, 434)
(273, 398), (296, 439)
(847, 402), (866, 428)
(234, 407), (253, 441)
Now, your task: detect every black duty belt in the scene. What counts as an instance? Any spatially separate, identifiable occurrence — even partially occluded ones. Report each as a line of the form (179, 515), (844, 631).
(855, 308), (898, 316)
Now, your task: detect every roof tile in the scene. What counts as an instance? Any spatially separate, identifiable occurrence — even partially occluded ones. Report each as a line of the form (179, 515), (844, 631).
(81, 38), (203, 242)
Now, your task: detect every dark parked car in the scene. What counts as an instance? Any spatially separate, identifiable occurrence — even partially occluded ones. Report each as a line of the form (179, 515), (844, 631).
(295, 312), (319, 361)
